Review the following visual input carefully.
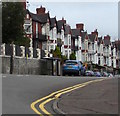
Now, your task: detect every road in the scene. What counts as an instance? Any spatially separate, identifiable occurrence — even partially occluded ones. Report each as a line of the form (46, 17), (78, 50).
(2, 74), (118, 115)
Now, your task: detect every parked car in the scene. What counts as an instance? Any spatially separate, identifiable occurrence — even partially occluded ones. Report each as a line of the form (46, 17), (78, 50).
(108, 73), (114, 77)
(101, 72), (109, 77)
(85, 70), (94, 76)
(94, 71), (102, 77)
(62, 60), (84, 76)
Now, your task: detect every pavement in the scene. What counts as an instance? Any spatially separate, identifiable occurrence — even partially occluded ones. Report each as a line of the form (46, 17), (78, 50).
(56, 78), (119, 115)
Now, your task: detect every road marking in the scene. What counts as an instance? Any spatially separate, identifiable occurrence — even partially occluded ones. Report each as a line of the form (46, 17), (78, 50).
(39, 98), (55, 115)
(31, 78), (105, 115)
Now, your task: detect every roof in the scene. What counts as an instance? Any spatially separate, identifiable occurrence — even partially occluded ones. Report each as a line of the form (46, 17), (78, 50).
(103, 38), (110, 46)
(71, 29), (80, 38)
(64, 24), (71, 35)
(50, 17), (56, 29)
(111, 42), (115, 50)
(115, 40), (120, 50)
(26, 9), (49, 24)
(98, 37), (102, 45)
(38, 13), (49, 24)
(81, 31), (87, 42)
(57, 20), (65, 33)
(88, 34), (96, 42)
(26, 10), (42, 23)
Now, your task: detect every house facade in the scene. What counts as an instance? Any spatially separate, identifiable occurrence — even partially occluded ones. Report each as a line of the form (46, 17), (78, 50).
(23, 4), (119, 71)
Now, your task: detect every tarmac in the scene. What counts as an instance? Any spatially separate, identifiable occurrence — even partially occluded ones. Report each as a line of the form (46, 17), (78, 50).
(54, 78), (119, 115)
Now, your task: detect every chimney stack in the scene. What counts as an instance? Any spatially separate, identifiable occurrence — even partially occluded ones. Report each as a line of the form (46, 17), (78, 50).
(76, 23), (84, 31)
(36, 6), (46, 14)
(91, 29), (98, 36)
(104, 35), (110, 40)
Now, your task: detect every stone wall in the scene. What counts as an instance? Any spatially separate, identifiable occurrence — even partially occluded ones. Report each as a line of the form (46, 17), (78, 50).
(1, 56), (53, 75)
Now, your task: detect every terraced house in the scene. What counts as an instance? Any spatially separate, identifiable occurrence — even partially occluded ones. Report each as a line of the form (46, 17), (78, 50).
(23, 4), (119, 72)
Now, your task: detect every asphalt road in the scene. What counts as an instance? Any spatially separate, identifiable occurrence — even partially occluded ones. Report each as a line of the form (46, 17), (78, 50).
(58, 78), (118, 114)
(2, 74), (101, 114)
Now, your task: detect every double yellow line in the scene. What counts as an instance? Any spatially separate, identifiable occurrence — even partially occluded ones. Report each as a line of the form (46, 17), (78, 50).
(31, 78), (105, 115)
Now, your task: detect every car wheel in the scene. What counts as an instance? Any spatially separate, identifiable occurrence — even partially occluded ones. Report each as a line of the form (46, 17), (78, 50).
(62, 73), (65, 76)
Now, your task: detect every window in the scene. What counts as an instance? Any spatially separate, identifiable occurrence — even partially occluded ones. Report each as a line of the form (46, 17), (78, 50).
(42, 25), (46, 35)
(53, 28), (56, 39)
(50, 45), (54, 50)
(64, 36), (68, 45)
(75, 39), (78, 46)
(24, 24), (31, 34)
(82, 43), (85, 50)
(26, 14), (29, 19)
(46, 23), (49, 35)
(36, 22), (38, 38)
(69, 35), (71, 45)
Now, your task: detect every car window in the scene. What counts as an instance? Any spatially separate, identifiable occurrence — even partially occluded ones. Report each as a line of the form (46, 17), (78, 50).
(65, 61), (78, 65)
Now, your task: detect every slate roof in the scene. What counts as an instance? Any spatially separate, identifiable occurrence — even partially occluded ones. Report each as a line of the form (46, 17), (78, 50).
(26, 9), (49, 24)
(38, 13), (49, 24)
(57, 20), (65, 33)
(88, 34), (96, 42)
(50, 17), (56, 29)
(71, 29), (80, 38)
(103, 38), (110, 46)
(115, 40), (120, 50)
(98, 37), (102, 45)
(64, 24), (71, 35)
(111, 42), (115, 50)
(81, 32), (87, 42)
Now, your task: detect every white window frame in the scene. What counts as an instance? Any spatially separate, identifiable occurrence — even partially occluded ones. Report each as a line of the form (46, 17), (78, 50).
(24, 23), (32, 34)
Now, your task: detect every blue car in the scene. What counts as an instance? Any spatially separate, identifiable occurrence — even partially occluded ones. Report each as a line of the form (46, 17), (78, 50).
(62, 60), (84, 76)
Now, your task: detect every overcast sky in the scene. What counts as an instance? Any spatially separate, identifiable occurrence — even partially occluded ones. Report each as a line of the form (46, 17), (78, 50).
(27, 0), (118, 41)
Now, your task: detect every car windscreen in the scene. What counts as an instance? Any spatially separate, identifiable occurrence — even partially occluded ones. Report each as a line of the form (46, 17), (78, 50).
(65, 61), (78, 65)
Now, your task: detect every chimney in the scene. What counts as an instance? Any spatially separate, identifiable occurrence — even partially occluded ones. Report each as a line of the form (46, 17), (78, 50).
(62, 17), (66, 24)
(58, 17), (66, 24)
(104, 35), (110, 40)
(91, 29), (98, 36)
(36, 6), (46, 14)
(76, 23), (84, 31)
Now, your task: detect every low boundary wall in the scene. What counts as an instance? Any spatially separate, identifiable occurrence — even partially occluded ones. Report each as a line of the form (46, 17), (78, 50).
(1, 56), (53, 75)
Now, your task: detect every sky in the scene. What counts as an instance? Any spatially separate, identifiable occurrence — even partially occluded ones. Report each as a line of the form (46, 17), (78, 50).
(27, 0), (118, 41)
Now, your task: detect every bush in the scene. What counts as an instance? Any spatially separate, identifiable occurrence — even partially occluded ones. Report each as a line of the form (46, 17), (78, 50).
(52, 46), (61, 58)
(70, 52), (76, 60)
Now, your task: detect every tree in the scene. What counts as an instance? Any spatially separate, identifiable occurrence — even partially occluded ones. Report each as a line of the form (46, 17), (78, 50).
(52, 46), (61, 58)
(2, 2), (30, 47)
(70, 52), (76, 60)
